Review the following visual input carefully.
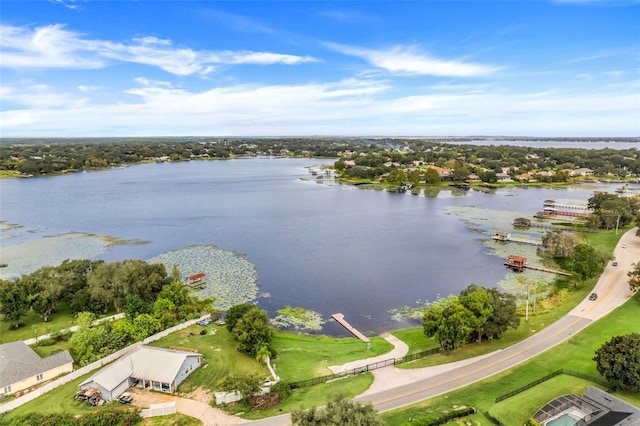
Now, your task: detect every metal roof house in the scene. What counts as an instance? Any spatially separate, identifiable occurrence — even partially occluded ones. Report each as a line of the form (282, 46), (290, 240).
(80, 345), (202, 401)
(0, 341), (73, 398)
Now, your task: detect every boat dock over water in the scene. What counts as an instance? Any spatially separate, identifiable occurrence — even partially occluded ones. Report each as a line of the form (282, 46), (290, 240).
(504, 255), (571, 276)
(492, 232), (543, 246)
(331, 313), (370, 343)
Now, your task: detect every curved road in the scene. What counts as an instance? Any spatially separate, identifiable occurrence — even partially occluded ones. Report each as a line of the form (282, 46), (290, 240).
(245, 228), (638, 426)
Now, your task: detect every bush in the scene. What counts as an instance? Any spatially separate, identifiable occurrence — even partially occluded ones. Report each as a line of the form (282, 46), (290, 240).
(271, 381), (292, 402)
(400, 406), (476, 426)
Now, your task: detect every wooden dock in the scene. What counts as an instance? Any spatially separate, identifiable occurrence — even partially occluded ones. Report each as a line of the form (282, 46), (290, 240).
(522, 264), (571, 276)
(504, 255), (570, 276)
(492, 232), (542, 246)
(331, 313), (370, 343)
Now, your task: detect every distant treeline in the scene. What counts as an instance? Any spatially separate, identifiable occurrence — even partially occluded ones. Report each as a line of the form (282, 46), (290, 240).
(1, 136), (639, 177)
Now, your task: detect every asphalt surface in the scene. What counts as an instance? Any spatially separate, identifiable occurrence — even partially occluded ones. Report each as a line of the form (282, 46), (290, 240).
(244, 228), (638, 426)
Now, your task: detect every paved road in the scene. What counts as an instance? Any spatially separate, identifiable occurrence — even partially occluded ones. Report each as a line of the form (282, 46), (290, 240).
(244, 229), (639, 426)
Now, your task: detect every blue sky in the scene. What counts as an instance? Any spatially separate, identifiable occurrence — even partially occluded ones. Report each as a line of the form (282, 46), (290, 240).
(1, 0), (638, 137)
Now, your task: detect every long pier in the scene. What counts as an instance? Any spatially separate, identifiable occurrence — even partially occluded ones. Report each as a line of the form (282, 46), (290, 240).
(331, 313), (370, 343)
(522, 264), (571, 276)
(492, 233), (542, 246)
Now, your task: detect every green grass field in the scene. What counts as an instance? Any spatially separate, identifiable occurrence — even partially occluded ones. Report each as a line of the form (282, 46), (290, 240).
(488, 376), (603, 425)
(0, 303), (116, 344)
(147, 323), (269, 394)
(380, 292), (640, 425)
(271, 331), (393, 381)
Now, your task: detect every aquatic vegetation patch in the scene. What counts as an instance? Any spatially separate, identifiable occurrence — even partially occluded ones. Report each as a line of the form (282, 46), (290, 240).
(271, 306), (325, 331)
(0, 232), (108, 280)
(148, 245), (259, 311)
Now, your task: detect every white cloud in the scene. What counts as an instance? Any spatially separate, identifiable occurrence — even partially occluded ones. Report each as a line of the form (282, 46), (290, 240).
(603, 70), (624, 79)
(0, 24), (103, 69)
(327, 43), (498, 77)
(0, 24), (318, 75)
(1, 78), (637, 137)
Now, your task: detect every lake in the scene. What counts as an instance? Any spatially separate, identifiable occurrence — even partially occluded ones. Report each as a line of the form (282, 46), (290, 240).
(0, 158), (629, 336)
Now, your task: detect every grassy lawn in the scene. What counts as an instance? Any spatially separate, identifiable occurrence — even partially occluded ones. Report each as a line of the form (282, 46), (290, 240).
(225, 373), (374, 420)
(147, 323), (269, 394)
(488, 376), (603, 425)
(380, 292), (640, 425)
(272, 331), (394, 381)
(142, 413), (201, 425)
(0, 303), (116, 344)
(3, 372), (99, 418)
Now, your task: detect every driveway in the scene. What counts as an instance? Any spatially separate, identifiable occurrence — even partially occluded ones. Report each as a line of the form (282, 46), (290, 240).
(129, 387), (248, 425)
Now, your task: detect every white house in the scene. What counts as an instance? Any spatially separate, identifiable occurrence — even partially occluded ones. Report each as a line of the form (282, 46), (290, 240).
(80, 345), (202, 401)
(0, 341), (73, 397)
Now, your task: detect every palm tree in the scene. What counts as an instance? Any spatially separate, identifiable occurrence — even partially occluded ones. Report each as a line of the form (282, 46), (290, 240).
(255, 344), (271, 365)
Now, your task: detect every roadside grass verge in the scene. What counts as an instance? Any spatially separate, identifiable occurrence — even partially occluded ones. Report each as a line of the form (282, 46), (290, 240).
(380, 293), (640, 425)
(272, 332), (393, 381)
(392, 279), (593, 368)
(225, 373), (374, 420)
(142, 413), (201, 425)
(488, 376), (602, 425)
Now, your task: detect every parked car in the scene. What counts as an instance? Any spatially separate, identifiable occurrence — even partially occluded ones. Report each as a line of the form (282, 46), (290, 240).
(196, 317), (213, 326)
(117, 392), (133, 404)
(612, 261), (618, 267)
(589, 293), (598, 301)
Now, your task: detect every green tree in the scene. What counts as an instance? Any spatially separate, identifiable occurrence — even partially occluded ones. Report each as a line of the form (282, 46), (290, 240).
(291, 394), (382, 426)
(220, 373), (263, 404)
(423, 296), (473, 351)
(386, 169), (407, 185)
(484, 288), (520, 340)
(459, 285), (494, 344)
(628, 262), (640, 292)
(569, 244), (603, 280)
(255, 344), (271, 365)
(542, 231), (583, 258)
(226, 303), (256, 332)
(132, 313), (162, 340)
(424, 168), (441, 184)
(593, 333), (640, 392)
(479, 170), (498, 183)
(157, 282), (192, 308)
(153, 297), (177, 328)
(233, 306), (274, 356)
(408, 170), (421, 185)
(0, 279), (30, 328)
(170, 264), (182, 283)
(75, 311), (96, 327)
(451, 165), (471, 182)
(123, 294), (152, 320)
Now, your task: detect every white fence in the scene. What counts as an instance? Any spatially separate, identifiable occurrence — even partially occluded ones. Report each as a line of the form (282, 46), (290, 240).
(140, 401), (176, 418)
(0, 314), (210, 414)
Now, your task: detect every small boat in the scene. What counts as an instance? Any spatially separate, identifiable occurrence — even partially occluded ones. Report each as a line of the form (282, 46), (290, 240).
(0, 263), (7, 268)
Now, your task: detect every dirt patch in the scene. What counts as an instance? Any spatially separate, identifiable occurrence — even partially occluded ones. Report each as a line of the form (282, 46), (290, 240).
(182, 386), (212, 404)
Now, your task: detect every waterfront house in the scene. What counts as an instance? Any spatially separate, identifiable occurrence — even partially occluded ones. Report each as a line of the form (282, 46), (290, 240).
(0, 341), (73, 398)
(79, 345), (202, 401)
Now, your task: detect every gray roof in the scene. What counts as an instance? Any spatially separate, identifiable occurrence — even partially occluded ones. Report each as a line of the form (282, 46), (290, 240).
(584, 387), (640, 426)
(81, 345), (200, 392)
(0, 341), (73, 388)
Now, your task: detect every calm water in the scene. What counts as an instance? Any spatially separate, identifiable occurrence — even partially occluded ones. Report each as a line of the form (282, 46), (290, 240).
(0, 158), (627, 335)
